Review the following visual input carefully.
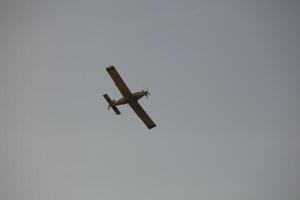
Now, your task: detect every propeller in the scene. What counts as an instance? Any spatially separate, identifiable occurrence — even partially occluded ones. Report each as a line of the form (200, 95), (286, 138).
(142, 88), (151, 98)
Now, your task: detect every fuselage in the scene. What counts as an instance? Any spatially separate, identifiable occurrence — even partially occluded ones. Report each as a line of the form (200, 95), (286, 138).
(113, 91), (145, 106)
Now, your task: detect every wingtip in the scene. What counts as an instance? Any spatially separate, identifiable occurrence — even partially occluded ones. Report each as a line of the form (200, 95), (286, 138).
(148, 124), (156, 129)
(106, 65), (115, 72)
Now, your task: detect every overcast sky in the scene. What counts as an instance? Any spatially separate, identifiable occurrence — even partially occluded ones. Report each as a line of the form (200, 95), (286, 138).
(0, 0), (299, 200)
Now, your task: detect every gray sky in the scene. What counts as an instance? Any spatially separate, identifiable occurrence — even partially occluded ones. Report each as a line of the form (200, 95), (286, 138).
(0, 0), (299, 199)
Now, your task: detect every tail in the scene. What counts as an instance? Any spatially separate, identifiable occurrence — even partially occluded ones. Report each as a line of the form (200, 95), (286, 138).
(103, 94), (121, 115)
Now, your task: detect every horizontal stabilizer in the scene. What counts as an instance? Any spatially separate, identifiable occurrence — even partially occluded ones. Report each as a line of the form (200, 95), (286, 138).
(103, 94), (121, 115)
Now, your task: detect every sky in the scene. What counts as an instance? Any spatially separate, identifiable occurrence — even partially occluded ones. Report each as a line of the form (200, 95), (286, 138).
(0, 0), (299, 199)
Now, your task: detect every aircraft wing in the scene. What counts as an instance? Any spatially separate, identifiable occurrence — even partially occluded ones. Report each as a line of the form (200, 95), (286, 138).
(106, 65), (132, 97)
(129, 101), (156, 129)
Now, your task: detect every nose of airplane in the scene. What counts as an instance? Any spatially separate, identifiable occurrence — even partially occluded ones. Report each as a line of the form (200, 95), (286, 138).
(142, 89), (151, 98)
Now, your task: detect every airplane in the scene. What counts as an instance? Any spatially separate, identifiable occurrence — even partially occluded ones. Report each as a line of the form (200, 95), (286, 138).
(103, 65), (156, 129)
